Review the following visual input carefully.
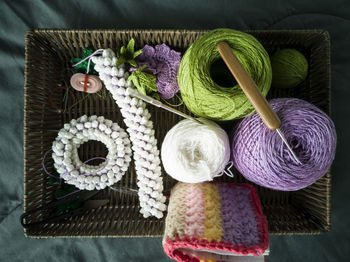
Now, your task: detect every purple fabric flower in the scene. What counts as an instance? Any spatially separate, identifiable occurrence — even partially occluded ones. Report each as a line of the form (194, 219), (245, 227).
(136, 44), (181, 99)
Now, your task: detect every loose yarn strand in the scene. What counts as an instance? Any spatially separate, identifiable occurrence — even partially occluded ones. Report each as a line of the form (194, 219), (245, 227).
(42, 149), (109, 200)
(161, 94), (184, 107)
(43, 150), (109, 180)
(72, 49), (104, 67)
(214, 161), (234, 178)
(108, 185), (139, 194)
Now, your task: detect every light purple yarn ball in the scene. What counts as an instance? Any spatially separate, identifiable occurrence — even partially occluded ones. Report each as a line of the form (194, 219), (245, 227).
(231, 98), (337, 191)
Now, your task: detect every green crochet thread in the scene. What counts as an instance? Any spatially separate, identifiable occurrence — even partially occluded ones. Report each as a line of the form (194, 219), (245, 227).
(178, 28), (272, 121)
(128, 65), (158, 97)
(71, 48), (98, 75)
(271, 49), (308, 88)
(116, 38), (143, 67)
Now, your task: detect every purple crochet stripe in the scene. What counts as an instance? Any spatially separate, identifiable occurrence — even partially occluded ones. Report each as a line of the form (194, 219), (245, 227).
(218, 184), (260, 247)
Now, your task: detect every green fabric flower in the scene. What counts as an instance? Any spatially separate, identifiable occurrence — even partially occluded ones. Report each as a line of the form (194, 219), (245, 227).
(55, 187), (83, 215)
(116, 39), (143, 67)
(128, 65), (159, 99)
(47, 168), (82, 215)
(71, 48), (98, 75)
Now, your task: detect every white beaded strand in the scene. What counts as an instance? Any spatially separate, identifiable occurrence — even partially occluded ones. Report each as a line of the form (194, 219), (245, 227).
(92, 49), (166, 219)
(52, 115), (132, 191)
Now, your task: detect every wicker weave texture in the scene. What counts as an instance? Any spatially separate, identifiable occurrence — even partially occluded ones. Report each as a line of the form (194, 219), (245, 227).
(24, 29), (331, 237)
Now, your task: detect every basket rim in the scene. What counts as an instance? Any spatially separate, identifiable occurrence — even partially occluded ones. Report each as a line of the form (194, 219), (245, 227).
(26, 28), (331, 36)
(23, 28), (332, 237)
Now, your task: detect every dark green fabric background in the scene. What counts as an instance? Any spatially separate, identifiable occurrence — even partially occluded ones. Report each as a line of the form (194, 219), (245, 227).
(1, 0), (349, 261)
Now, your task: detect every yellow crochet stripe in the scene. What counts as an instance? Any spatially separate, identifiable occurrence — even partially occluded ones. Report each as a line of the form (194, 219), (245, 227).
(202, 183), (223, 242)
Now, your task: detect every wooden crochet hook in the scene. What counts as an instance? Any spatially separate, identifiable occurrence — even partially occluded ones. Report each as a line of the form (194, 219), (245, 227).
(217, 41), (301, 164)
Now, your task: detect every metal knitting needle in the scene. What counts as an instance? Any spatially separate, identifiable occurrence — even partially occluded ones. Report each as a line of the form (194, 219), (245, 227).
(127, 88), (202, 124)
(217, 42), (302, 165)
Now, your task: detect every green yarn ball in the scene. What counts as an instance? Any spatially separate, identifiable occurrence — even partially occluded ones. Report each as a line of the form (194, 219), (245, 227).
(178, 28), (272, 121)
(271, 49), (308, 88)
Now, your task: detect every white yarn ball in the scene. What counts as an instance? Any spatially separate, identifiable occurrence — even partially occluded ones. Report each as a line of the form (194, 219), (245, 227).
(161, 119), (230, 183)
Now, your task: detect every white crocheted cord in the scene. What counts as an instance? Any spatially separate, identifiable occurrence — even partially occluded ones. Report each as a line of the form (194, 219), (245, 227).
(52, 115), (132, 191)
(92, 49), (166, 219)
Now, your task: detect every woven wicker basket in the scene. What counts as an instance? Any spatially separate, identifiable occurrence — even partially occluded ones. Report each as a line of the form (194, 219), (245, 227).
(24, 29), (331, 237)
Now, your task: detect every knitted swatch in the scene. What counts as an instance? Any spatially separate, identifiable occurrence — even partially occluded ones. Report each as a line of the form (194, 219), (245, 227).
(163, 182), (268, 262)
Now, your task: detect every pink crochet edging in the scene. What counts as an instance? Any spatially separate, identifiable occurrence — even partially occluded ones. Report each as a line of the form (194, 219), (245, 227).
(163, 183), (269, 262)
